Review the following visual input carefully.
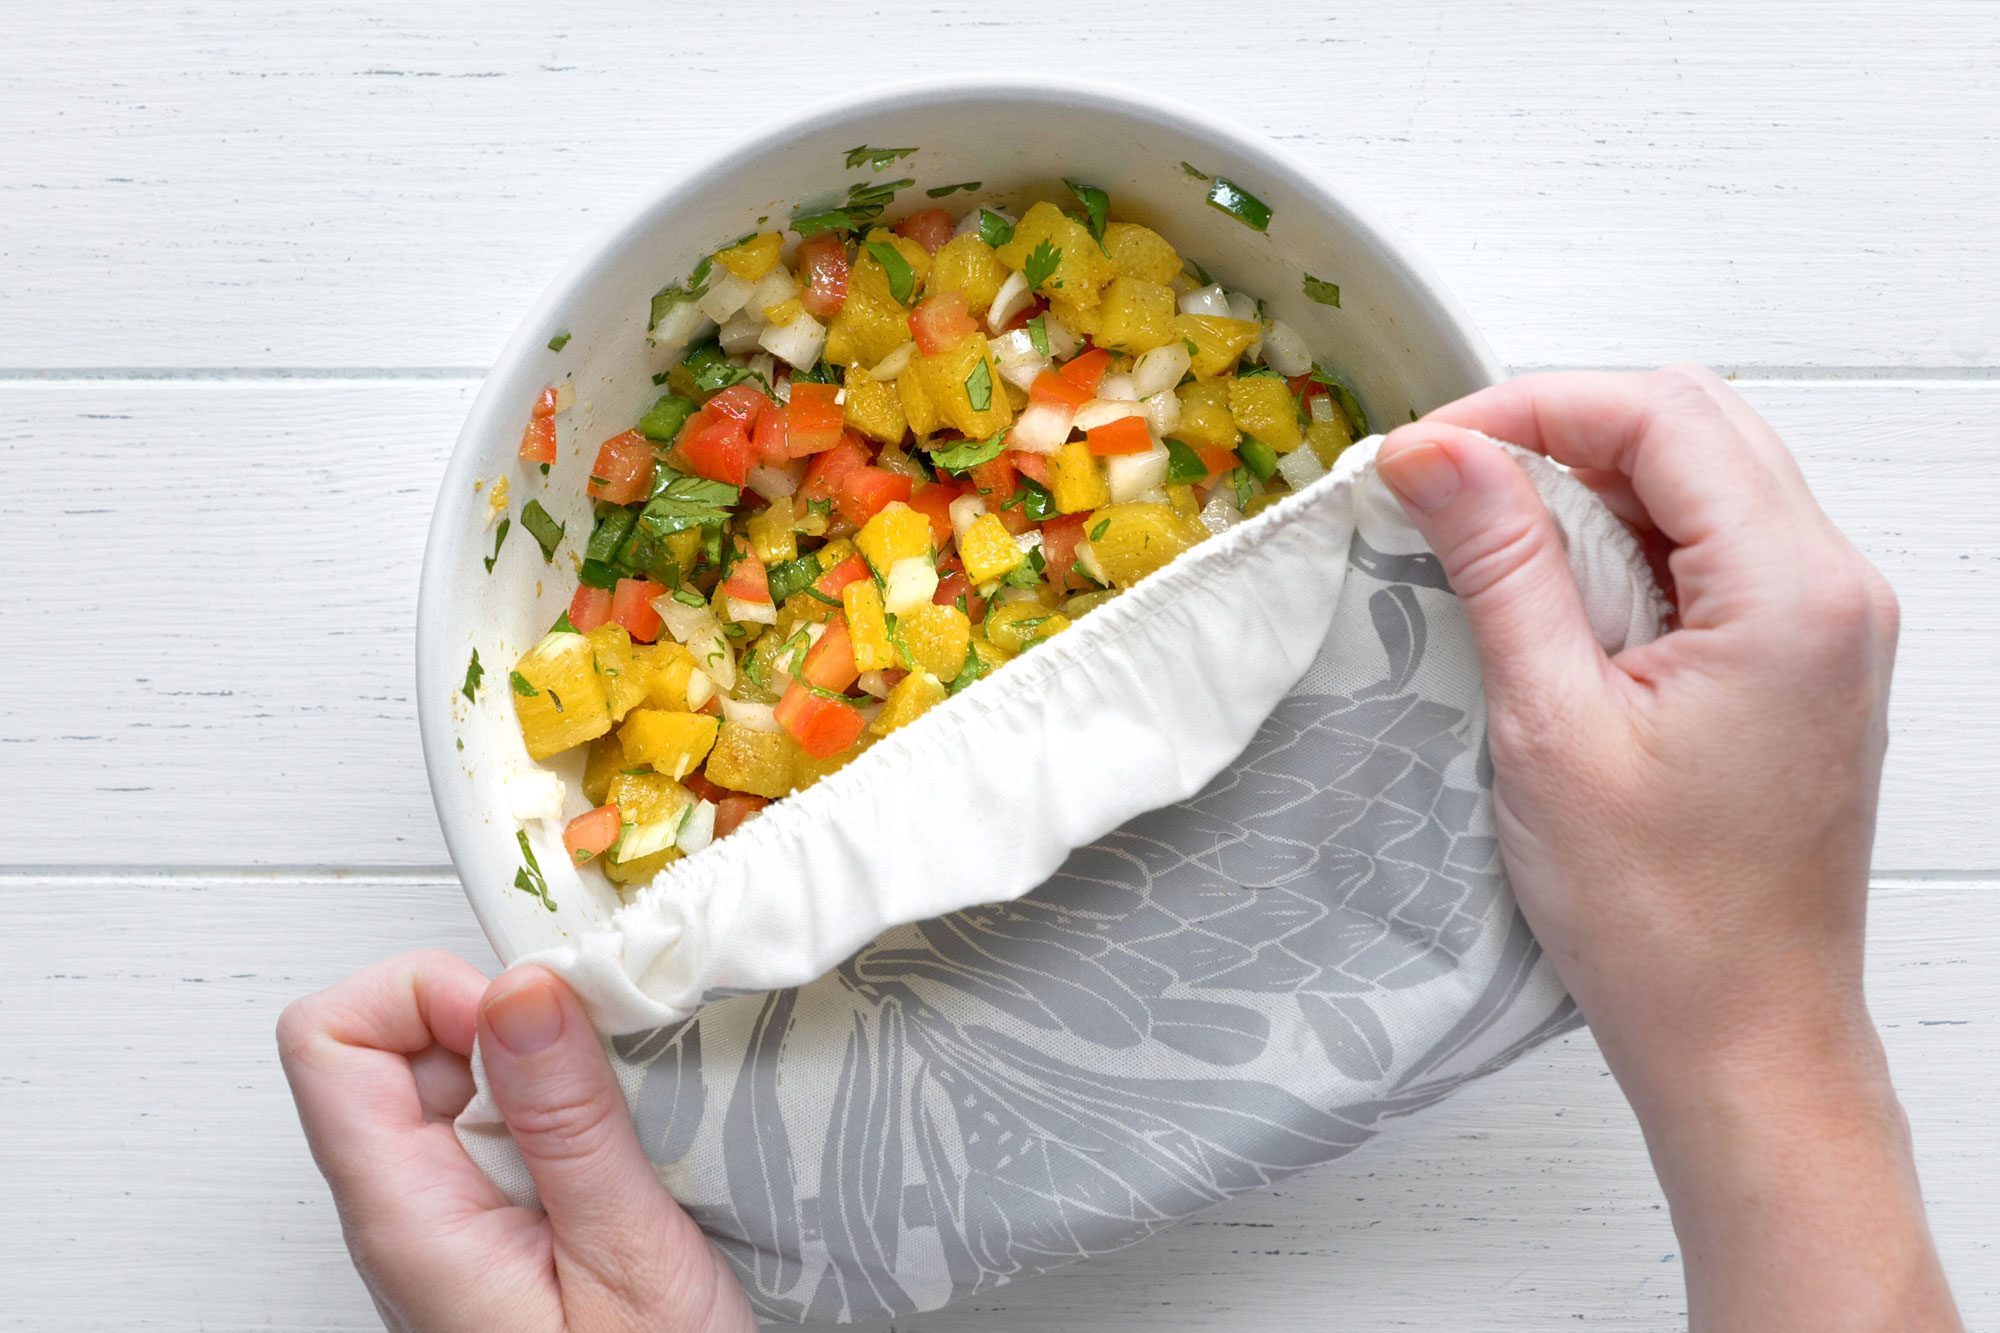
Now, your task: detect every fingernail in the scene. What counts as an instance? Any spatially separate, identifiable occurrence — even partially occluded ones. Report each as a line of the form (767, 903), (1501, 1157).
(485, 971), (563, 1055)
(1379, 439), (1462, 512)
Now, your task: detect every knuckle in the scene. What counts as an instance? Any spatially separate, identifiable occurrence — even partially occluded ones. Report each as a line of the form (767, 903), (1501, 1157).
(1446, 514), (1563, 604)
(1645, 364), (1723, 415)
(510, 1085), (622, 1162)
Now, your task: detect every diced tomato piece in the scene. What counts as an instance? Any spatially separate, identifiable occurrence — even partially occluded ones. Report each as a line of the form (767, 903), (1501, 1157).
(799, 436), (871, 504)
(705, 383), (769, 426)
(1029, 371), (1092, 412)
(797, 235), (850, 321)
(1193, 443), (1240, 479)
(721, 549), (772, 604)
(678, 411), (755, 486)
(1057, 347), (1112, 394)
(813, 553), (871, 599)
(1002, 296), (1047, 332)
(786, 382), (846, 456)
(908, 291), (977, 356)
(894, 208), (955, 255)
(587, 430), (656, 503)
(714, 794), (768, 839)
(1040, 513), (1089, 592)
(1086, 415), (1154, 456)
(800, 616), (860, 690)
(563, 805), (623, 865)
(774, 683), (866, 758)
(750, 406), (790, 467)
(905, 480), (961, 548)
(1007, 449), (1053, 486)
(933, 558), (987, 624)
(836, 466), (914, 528)
(683, 770), (731, 804)
(966, 455), (1030, 534)
(519, 415), (558, 464)
(533, 386), (560, 418)
(611, 577), (666, 643)
(568, 584), (614, 633)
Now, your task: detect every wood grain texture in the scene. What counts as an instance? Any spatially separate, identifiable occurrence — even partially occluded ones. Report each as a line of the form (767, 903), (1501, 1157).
(0, 875), (1990, 1330)
(0, 2), (1994, 372)
(3, 379), (1993, 870)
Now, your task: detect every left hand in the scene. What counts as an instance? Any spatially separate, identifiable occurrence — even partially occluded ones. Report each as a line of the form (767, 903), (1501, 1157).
(277, 951), (755, 1332)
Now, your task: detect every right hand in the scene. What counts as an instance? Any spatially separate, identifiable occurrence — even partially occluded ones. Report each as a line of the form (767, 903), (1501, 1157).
(1374, 367), (1958, 1329)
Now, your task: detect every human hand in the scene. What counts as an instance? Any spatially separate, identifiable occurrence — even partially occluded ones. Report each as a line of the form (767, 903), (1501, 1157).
(278, 952), (755, 1333)
(1375, 367), (1957, 1329)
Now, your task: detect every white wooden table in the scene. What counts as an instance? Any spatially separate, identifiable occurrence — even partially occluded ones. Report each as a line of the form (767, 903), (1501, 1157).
(5, 4), (1996, 1327)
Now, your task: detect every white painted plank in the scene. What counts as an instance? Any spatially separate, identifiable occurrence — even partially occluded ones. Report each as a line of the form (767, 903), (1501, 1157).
(0, 875), (1989, 1329)
(0, 2), (1995, 372)
(2, 379), (1992, 870)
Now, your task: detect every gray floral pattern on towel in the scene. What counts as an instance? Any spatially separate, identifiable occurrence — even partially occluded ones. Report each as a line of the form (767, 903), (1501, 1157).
(609, 545), (1574, 1324)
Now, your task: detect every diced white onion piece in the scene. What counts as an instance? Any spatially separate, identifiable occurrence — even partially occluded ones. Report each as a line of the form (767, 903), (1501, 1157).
(1225, 292), (1264, 358)
(746, 351), (778, 386)
(954, 205), (1014, 239)
(551, 382), (576, 413)
(758, 310), (826, 370)
(990, 327), (1049, 391)
(1072, 397), (1148, 433)
(948, 493), (988, 546)
(868, 341), (917, 381)
(1277, 444), (1329, 492)
(717, 309), (763, 356)
(653, 598), (715, 645)
(856, 670), (894, 700)
(1260, 319), (1312, 376)
(745, 461), (803, 501)
(1198, 491), (1246, 535)
(882, 556), (939, 615)
(1075, 538), (1110, 586)
(724, 595), (778, 626)
(1131, 344), (1193, 398)
(986, 270), (1031, 332)
(856, 701), (885, 726)
(697, 270), (755, 323)
(1310, 392), (1336, 423)
(1098, 373), (1138, 402)
(649, 301), (710, 349)
(1042, 315), (1079, 360)
(676, 800), (718, 855)
(1143, 389), (1181, 437)
(1133, 486), (1169, 506)
(1007, 398), (1074, 453)
(1105, 444), (1171, 504)
(505, 770), (565, 822)
(720, 697), (781, 733)
(748, 265), (796, 317)
(685, 667), (716, 710)
(692, 629), (736, 689)
(1178, 283), (1231, 318)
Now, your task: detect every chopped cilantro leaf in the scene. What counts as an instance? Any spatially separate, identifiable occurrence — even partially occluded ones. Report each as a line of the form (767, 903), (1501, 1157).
(1303, 274), (1341, 307)
(513, 829), (555, 911)
(976, 209), (1014, 248)
(1023, 239), (1062, 291)
(805, 586), (841, 607)
(649, 260), (712, 337)
(1064, 179), (1110, 250)
(1089, 518), (1111, 541)
(547, 330), (572, 352)
(863, 240), (916, 304)
(1184, 257), (1214, 287)
(999, 476), (1055, 522)
(509, 670), (539, 698)
(672, 587), (706, 607)
(551, 610), (577, 634)
(461, 650), (484, 701)
(1230, 466), (1255, 511)
(792, 358), (840, 385)
(845, 144), (917, 172)
(483, 516), (511, 573)
(926, 180), (981, 198)
(963, 359), (994, 412)
(1180, 161), (1210, 180)
(1206, 177), (1272, 231)
(929, 429), (1008, 472)
(634, 470), (740, 540)
(1308, 365), (1370, 437)
(999, 545), (1046, 588)
(946, 644), (987, 695)
(520, 499), (564, 562)
(1026, 315), (1050, 357)
(1164, 437), (1209, 485)
(792, 177), (914, 237)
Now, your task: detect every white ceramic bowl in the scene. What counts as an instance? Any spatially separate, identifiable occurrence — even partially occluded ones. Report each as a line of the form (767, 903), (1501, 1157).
(417, 77), (1501, 969)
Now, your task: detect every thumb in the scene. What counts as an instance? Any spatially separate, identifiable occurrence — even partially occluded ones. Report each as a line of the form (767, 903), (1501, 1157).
(478, 967), (692, 1270)
(1374, 424), (1605, 710)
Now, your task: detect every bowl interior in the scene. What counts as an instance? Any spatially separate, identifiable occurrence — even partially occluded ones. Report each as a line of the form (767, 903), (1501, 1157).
(418, 80), (1501, 967)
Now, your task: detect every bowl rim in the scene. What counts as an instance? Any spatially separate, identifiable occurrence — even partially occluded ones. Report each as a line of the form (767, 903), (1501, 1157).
(415, 75), (1503, 965)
